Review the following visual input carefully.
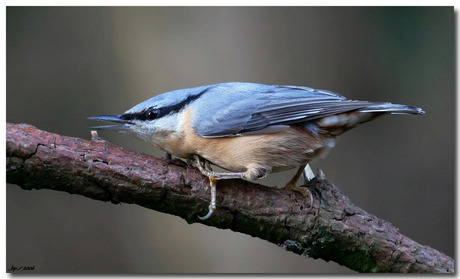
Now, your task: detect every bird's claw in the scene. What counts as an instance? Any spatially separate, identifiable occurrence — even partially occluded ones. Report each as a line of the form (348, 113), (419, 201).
(198, 208), (214, 221)
(198, 181), (216, 221)
(305, 187), (314, 207)
(162, 152), (172, 160)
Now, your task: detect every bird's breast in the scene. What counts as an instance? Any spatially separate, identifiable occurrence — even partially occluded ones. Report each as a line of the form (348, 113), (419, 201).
(164, 107), (334, 174)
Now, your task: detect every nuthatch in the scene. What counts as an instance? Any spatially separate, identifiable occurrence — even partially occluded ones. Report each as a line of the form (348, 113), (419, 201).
(89, 82), (425, 220)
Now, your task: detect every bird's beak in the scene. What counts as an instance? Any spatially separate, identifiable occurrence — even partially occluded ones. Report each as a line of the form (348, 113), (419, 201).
(87, 115), (134, 130)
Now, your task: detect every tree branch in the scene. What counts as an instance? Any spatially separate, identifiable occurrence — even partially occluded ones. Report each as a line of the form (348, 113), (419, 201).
(6, 122), (453, 273)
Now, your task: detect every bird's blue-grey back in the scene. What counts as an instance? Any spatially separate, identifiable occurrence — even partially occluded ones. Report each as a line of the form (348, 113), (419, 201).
(187, 82), (424, 138)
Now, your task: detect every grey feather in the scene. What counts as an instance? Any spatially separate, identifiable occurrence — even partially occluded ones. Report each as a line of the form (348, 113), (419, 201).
(189, 82), (424, 138)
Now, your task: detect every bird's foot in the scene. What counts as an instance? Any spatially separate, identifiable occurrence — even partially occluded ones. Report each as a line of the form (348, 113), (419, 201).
(192, 155), (246, 220)
(282, 164), (315, 207)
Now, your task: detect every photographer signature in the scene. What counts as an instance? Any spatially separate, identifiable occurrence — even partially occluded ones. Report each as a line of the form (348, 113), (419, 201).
(8, 265), (35, 272)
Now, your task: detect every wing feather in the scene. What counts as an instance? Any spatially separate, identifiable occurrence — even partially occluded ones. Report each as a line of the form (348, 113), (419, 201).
(191, 83), (383, 138)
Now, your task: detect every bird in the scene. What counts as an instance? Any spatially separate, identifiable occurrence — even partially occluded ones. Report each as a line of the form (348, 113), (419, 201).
(88, 82), (425, 220)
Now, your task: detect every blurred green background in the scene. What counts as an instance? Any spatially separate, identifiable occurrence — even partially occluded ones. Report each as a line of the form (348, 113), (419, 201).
(6, 7), (454, 273)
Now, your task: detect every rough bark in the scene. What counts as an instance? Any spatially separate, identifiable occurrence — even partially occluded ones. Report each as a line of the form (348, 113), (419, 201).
(6, 122), (454, 273)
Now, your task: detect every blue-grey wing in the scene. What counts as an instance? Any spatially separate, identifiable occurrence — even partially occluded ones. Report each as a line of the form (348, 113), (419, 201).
(190, 82), (380, 138)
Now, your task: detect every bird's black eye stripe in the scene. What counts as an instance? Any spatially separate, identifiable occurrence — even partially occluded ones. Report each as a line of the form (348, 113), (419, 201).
(121, 107), (160, 121)
(120, 86), (210, 122)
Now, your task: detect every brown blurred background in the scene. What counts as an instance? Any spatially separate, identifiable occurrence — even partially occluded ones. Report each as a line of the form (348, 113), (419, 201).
(6, 7), (454, 273)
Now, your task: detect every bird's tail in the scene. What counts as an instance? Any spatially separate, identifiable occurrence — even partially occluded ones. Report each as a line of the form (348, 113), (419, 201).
(358, 103), (425, 115)
(315, 102), (425, 136)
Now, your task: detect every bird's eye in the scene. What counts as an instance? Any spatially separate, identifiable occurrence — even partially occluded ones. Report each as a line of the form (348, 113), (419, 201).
(146, 108), (159, 120)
